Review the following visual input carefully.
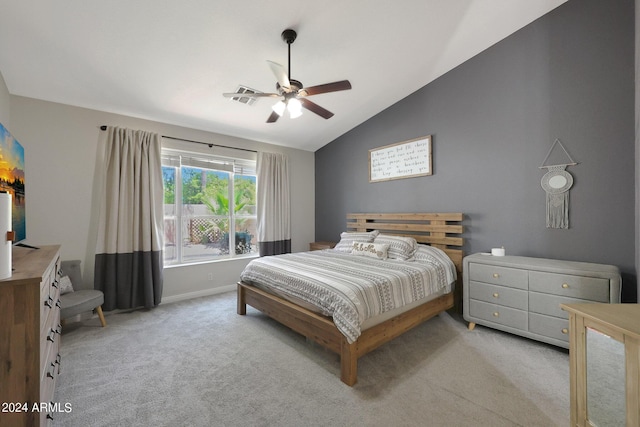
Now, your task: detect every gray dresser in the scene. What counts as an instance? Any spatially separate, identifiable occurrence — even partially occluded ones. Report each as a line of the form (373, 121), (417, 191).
(463, 253), (621, 348)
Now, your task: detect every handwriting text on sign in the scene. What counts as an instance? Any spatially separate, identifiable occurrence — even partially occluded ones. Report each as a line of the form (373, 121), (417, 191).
(369, 135), (432, 182)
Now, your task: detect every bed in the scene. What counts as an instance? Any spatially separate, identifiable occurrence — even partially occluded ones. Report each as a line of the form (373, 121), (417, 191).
(237, 212), (464, 386)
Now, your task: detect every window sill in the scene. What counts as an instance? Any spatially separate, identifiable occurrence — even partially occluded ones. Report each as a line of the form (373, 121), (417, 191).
(164, 253), (259, 269)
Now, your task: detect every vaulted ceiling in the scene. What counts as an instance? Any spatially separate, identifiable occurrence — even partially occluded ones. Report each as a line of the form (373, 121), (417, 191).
(0, 0), (567, 151)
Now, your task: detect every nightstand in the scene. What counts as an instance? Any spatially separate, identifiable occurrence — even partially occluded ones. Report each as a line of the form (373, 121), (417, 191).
(309, 241), (336, 251)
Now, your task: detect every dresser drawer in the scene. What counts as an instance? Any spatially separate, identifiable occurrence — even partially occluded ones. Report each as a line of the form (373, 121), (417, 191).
(469, 281), (528, 310)
(468, 263), (528, 289)
(529, 271), (610, 301)
(529, 313), (570, 343)
(40, 308), (61, 375)
(469, 299), (527, 330)
(529, 292), (597, 319)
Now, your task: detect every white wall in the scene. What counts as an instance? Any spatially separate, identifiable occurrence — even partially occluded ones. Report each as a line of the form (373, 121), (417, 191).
(9, 95), (315, 301)
(0, 71), (10, 126)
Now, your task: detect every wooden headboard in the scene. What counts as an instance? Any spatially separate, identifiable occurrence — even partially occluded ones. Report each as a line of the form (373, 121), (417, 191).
(346, 212), (465, 274)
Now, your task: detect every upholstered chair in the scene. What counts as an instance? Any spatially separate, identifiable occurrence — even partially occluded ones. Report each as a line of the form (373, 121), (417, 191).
(59, 260), (107, 327)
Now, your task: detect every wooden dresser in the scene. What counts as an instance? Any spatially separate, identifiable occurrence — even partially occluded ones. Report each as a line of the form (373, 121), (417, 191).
(0, 245), (62, 427)
(463, 253), (621, 348)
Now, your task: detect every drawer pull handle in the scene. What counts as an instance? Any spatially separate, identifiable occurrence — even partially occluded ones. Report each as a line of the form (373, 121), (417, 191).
(493, 312), (499, 317)
(47, 329), (56, 342)
(561, 328), (569, 334)
(562, 283), (569, 289)
(47, 414), (54, 420)
(47, 363), (56, 379)
(52, 279), (59, 289)
(492, 293), (499, 298)
(492, 273), (500, 278)
(55, 299), (61, 308)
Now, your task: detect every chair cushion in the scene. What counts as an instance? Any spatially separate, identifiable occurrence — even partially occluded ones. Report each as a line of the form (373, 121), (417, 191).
(60, 289), (104, 319)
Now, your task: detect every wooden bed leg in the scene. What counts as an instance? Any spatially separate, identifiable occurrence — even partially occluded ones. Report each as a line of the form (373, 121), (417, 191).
(340, 340), (357, 386)
(468, 322), (476, 331)
(237, 283), (246, 315)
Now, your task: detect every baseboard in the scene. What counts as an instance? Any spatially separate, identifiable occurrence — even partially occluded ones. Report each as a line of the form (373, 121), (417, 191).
(160, 285), (236, 305)
(70, 286), (237, 325)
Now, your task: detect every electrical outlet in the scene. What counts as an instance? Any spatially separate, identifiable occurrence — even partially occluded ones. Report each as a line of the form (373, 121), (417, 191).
(207, 273), (213, 281)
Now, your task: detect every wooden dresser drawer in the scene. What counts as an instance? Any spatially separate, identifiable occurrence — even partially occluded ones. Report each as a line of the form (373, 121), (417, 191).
(468, 263), (528, 289)
(469, 299), (527, 331)
(529, 271), (610, 302)
(529, 313), (569, 343)
(469, 281), (528, 310)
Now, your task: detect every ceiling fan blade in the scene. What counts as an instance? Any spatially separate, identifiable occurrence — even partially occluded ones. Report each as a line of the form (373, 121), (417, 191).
(223, 92), (280, 98)
(266, 110), (280, 123)
(299, 80), (352, 97)
(267, 61), (290, 90)
(299, 98), (334, 119)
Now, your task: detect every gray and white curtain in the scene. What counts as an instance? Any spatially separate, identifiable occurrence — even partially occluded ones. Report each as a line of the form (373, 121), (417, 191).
(94, 126), (164, 310)
(256, 152), (290, 256)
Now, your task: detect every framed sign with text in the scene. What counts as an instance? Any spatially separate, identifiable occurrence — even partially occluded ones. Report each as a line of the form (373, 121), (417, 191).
(369, 135), (432, 182)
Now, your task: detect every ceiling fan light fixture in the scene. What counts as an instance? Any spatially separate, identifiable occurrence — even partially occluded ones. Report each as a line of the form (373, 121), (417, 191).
(272, 100), (286, 116)
(287, 98), (303, 118)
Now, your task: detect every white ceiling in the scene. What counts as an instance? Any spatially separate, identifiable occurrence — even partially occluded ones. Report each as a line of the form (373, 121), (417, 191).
(0, 0), (567, 152)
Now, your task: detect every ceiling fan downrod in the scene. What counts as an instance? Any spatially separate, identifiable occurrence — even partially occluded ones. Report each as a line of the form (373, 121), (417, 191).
(281, 29), (297, 83)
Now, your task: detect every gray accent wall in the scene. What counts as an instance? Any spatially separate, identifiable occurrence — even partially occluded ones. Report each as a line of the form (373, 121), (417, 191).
(316, 0), (637, 301)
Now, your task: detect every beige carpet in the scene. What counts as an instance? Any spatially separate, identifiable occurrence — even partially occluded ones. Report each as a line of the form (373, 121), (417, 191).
(54, 291), (569, 426)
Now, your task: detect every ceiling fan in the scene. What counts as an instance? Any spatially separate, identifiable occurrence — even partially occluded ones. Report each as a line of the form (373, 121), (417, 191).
(223, 29), (352, 123)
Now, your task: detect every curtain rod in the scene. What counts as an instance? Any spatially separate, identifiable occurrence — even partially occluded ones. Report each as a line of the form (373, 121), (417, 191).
(99, 125), (257, 153)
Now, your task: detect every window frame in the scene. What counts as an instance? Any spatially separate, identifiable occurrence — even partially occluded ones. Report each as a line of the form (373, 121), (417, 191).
(161, 145), (258, 266)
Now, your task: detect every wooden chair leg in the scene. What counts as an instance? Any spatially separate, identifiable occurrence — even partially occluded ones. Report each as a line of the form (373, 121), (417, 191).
(96, 306), (107, 327)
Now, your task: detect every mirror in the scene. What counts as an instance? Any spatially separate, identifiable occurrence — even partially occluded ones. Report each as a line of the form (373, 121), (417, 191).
(541, 170), (573, 193)
(586, 327), (625, 426)
(548, 175), (568, 189)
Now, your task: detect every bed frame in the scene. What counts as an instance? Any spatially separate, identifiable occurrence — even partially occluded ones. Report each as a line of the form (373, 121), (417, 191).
(237, 212), (464, 386)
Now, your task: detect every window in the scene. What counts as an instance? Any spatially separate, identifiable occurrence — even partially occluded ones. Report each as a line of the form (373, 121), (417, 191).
(162, 149), (258, 265)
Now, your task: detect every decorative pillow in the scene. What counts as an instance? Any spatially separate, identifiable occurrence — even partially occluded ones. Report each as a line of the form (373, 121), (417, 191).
(333, 230), (380, 253)
(59, 275), (74, 295)
(373, 234), (416, 260)
(351, 242), (389, 260)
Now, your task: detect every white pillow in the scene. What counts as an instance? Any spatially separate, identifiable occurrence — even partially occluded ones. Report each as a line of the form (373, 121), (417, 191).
(333, 230), (380, 253)
(59, 275), (74, 295)
(373, 234), (417, 260)
(351, 242), (389, 260)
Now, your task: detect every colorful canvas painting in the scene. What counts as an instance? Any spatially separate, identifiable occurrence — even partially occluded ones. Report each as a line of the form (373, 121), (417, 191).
(0, 123), (25, 242)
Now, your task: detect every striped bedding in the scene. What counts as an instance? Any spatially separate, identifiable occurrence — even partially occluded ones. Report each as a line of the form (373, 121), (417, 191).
(239, 246), (456, 343)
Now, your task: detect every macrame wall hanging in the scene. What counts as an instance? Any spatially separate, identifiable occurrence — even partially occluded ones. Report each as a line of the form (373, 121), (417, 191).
(539, 139), (578, 229)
